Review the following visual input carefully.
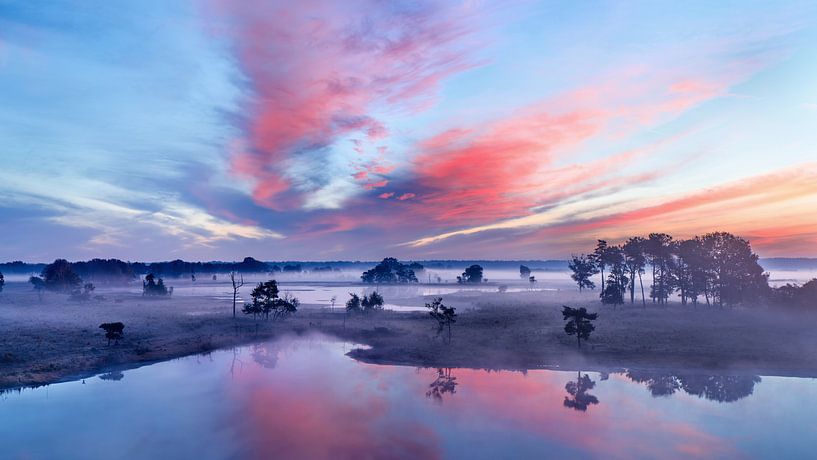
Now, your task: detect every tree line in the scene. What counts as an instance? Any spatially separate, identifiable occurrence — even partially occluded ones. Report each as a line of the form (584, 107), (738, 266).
(568, 232), (770, 307)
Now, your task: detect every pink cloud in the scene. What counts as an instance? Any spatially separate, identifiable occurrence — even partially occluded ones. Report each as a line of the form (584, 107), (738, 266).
(364, 180), (389, 190)
(208, 0), (482, 209)
(397, 193), (416, 201)
(378, 192), (394, 199)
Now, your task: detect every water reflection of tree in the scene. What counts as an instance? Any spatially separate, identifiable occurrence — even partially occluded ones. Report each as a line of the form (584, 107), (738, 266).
(426, 368), (458, 403)
(98, 371), (124, 381)
(251, 342), (281, 369)
(563, 372), (599, 412)
(626, 371), (761, 402)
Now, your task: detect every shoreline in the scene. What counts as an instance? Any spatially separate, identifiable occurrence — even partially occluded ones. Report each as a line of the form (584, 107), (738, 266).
(3, 282), (817, 391)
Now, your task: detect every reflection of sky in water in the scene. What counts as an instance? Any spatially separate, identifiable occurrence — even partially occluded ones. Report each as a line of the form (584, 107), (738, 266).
(1, 334), (815, 459)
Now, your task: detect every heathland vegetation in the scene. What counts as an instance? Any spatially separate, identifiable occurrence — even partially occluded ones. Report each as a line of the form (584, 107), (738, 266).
(0, 230), (815, 391)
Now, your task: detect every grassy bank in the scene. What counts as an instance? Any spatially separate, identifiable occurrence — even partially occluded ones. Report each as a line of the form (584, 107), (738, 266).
(2, 281), (817, 390)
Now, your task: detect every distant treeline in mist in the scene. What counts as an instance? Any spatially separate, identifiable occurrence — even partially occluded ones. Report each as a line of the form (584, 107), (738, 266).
(0, 258), (571, 278)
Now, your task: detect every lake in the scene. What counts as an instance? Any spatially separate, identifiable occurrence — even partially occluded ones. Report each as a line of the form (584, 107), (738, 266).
(1, 334), (815, 459)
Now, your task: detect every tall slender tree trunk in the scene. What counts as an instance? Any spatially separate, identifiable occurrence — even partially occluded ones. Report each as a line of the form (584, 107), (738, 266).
(639, 271), (646, 308)
(599, 267), (605, 299)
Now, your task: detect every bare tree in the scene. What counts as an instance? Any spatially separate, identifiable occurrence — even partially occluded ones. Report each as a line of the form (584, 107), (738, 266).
(230, 271), (244, 319)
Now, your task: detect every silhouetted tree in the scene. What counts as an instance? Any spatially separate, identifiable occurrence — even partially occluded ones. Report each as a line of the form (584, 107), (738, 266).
(275, 292), (300, 320)
(426, 297), (457, 341)
(568, 254), (598, 292)
(590, 240), (610, 293)
(562, 306), (598, 348)
(459, 265), (483, 283)
(623, 237), (647, 306)
(361, 291), (385, 313)
(646, 233), (674, 304)
(700, 232), (768, 307)
(41, 259), (82, 292)
(142, 273), (169, 296)
(773, 278), (817, 308)
(426, 368), (458, 403)
(361, 258), (418, 283)
(29, 276), (45, 301)
(0, 271), (4, 294)
(601, 246), (628, 305)
(230, 271), (244, 318)
(70, 282), (96, 302)
(346, 293), (363, 314)
(243, 280), (280, 320)
(70, 258), (135, 285)
(519, 265), (531, 280)
(563, 372), (599, 411)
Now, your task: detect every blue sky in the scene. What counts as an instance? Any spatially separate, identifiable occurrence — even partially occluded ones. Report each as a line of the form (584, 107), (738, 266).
(1, 0), (816, 261)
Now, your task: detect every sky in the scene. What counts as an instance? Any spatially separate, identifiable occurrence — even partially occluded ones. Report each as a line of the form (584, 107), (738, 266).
(1, 0), (816, 262)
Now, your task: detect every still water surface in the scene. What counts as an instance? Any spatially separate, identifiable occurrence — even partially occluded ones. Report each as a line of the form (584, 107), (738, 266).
(1, 334), (815, 459)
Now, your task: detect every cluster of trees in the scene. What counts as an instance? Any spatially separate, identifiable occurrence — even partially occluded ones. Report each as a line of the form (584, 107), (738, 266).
(569, 232), (769, 307)
(69, 282), (97, 302)
(71, 259), (135, 284)
(457, 264), (483, 283)
(142, 274), (170, 296)
(242, 280), (299, 320)
(345, 291), (385, 314)
(771, 279), (817, 308)
(24, 259), (98, 302)
(361, 258), (419, 283)
(133, 257), (272, 278)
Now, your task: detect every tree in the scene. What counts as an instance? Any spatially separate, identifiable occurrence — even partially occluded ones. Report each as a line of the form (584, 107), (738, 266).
(229, 272), (245, 318)
(426, 297), (457, 341)
(699, 232), (769, 307)
(70, 282), (96, 302)
(646, 233), (674, 304)
(41, 259), (82, 292)
(243, 280), (280, 320)
(0, 270), (4, 294)
(519, 265), (531, 280)
(361, 291), (385, 313)
(29, 276), (45, 301)
(623, 237), (647, 306)
(346, 293), (363, 314)
(773, 278), (817, 308)
(562, 306), (598, 349)
(459, 265), (483, 284)
(143, 273), (169, 296)
(600, 246), (628, 305)
(568, 254), (598, 292)
(590, 240), (610, 293)
(563, 372), (599, 411)
(275, 292), (299, 320)
(361, 258), (418, 283)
